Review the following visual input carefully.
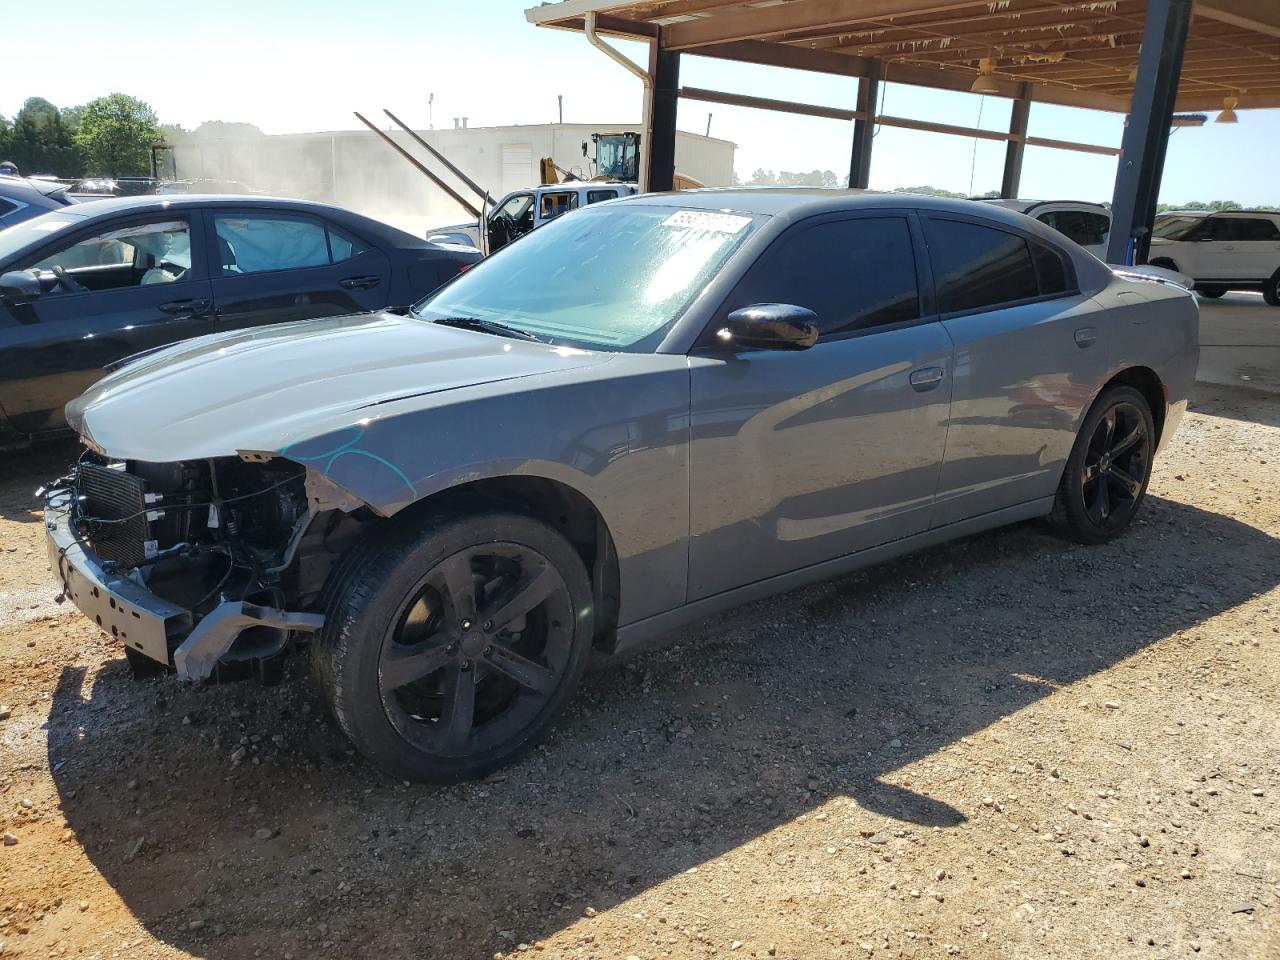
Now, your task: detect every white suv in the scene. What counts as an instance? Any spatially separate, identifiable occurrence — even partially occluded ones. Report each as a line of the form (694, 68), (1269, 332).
(1148, 211), (1280, 305)
(982, 199), (1111, 260)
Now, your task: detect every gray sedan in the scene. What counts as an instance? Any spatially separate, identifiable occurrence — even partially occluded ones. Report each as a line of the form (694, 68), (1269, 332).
(44, 190), (1198, 782)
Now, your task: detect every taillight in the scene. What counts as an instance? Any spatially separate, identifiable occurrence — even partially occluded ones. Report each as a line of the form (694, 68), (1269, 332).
(458, 263), (473, 274)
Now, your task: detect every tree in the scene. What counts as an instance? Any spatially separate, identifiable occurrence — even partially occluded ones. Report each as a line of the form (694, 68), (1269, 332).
(745, 168), (843, 188)
(4, 97), (81, 176)
(190, 120), (265, 141)
(74, 94), (161, 176)
(892, 185), (969, 199)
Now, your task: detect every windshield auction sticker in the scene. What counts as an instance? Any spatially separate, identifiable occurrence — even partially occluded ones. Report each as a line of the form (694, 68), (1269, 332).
(662, 210), (751, 234)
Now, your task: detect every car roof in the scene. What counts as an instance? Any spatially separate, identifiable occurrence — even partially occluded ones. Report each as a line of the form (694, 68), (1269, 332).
(982, 198), (1110, 215)
(618, 187), (1063, 230)
(64, 194), (354, 216)
(0, 177), (68, 204)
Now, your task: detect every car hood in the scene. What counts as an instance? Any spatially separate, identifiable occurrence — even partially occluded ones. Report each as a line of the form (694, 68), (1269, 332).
(68, 311), (609, 461)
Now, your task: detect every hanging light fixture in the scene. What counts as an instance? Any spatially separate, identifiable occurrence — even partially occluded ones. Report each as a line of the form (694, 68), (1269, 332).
(1216, 95), (1239, 123)
(971, 57), (1001, 94)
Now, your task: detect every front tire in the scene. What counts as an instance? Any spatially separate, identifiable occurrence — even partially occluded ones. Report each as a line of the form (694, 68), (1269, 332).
(1051, 385), (1155, 545)
(1196, 285), (1226, 299)
(313, 510), (594, 783)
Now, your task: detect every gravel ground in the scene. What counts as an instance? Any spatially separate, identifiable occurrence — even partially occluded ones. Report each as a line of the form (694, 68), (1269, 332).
(1, 382), (1277, 960)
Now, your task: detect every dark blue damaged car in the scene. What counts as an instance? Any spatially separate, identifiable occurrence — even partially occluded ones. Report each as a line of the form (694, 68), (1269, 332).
(43, 189), (1198, 782)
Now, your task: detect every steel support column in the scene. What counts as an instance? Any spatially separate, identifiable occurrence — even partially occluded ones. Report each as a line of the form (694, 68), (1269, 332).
(1106, 0), (1193, 264)
(647, 32), (680, 192)
(1001, 86), (1031, 199)
(849, 60), (881, 189)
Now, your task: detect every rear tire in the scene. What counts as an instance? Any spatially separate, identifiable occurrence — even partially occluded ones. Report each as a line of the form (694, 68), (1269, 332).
(1051, 385), (1155, 545)
(1196, 285), (1226, 299)
(1264, 271), (1280, 307)
(312, 510), (593, 783)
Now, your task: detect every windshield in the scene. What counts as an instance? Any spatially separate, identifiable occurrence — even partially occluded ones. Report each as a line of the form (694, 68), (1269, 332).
(1152, 215), (1206, 240)
(0, 210), (85, 263)
(413, 204), (762, 351)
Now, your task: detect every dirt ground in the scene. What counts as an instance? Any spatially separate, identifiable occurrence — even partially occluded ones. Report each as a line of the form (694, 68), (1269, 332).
(1, 382), (1277, 960)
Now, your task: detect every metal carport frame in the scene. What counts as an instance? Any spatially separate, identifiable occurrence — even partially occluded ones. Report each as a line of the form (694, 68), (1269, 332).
(527, 0), (1280, 264)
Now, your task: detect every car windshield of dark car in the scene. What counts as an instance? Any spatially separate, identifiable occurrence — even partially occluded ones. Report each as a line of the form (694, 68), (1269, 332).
(0, 211), (84, 262)
(1152, 216), (1206, 240)
(412, 204), (762, 351)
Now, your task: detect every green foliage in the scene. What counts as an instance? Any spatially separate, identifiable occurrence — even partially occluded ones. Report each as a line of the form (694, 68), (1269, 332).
(746, 168), (844, 189)
(74, 94), (161, 177)
(1156, 200), (1278, 213)
(0, 97), (82, 176)
(892, 185), (971, 199)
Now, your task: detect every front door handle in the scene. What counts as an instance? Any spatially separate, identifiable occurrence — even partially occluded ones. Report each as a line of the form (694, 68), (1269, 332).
(909, 366), (945, 391)
(339, 275), (381, 290)
(1074, 326), (1098, 348)
(159, 298), (211, 317)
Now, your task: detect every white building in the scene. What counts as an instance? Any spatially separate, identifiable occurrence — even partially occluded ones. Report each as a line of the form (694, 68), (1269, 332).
(170, 122), (736, 237)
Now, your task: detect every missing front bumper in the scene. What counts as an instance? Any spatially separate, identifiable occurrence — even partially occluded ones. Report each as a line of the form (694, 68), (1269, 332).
(45, 504), (323, 680)
(46, 503), (190, 665)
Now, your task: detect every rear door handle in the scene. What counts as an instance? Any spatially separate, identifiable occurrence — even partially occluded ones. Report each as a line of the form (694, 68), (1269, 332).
(339, 275), (381, 290)
(909, 366), (945, 390)
(159, 298), (211, 317)
(1074, 326), (1097, 348)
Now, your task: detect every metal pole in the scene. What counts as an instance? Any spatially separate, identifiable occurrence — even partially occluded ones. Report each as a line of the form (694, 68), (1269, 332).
(647, 29), (680, 193)
(849, 59), (881, 189)
(353, 112), (481, 219)
(382, 109), (495, 205)
(558, 95), (564, 124)
(1105, 0), (1192, 265)
(1001, 85), (1031, 199)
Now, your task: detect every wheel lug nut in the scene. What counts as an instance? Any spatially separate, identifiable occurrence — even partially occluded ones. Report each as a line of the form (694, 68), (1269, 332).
(460, 619), (473, 630)
(461, 660), (472, 671)
(446, 643), (457, 654)
(482, 620), (493, 632)
(483, 646), (493, 657)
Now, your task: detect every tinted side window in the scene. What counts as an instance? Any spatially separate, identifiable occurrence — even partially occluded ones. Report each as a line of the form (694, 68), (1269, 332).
(586, 189), (618, 205)
(925, 218), (1039, 313)
(1208, 218), (1252, 242)
(1238, 217), (1280, 241)
(1031, 241), (1071, 295)
(1037, 210), (1107, 247)
(0, 198), (18, 217)
(730, 217), (920, 338)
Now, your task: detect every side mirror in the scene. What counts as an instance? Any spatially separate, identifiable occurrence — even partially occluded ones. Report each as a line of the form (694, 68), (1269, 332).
(0, 270), (45, 303)
(717, 303), (819, 351)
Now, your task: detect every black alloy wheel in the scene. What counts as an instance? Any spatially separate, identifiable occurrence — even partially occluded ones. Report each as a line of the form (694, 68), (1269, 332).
(378, 542), (573, 759)
(1051, 385), (1155, 544)
(315, 511), (593, 783)
(1080, 401), (1150, 532)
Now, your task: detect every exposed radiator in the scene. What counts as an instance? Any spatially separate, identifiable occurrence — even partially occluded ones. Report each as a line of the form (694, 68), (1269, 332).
(77, 463), (150, 568)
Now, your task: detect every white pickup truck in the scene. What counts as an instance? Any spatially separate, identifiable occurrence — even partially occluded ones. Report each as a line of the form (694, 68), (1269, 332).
(427, 181), (638, 253)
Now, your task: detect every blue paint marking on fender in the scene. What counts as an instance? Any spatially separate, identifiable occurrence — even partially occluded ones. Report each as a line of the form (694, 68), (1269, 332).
(282, 427), (416, 497)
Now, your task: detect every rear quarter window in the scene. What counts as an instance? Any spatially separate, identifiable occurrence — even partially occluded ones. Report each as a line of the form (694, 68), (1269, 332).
(924, 218), (1039, 313)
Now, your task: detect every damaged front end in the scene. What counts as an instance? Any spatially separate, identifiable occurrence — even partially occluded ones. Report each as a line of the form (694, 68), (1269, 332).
(44, 452), (367, 682)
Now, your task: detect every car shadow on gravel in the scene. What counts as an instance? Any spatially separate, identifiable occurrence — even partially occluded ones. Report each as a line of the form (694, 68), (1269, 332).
(44, 494), (1280, 959)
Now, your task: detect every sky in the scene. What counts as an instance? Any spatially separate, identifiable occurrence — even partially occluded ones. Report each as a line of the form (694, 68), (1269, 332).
(4, 0), (1279, 207)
